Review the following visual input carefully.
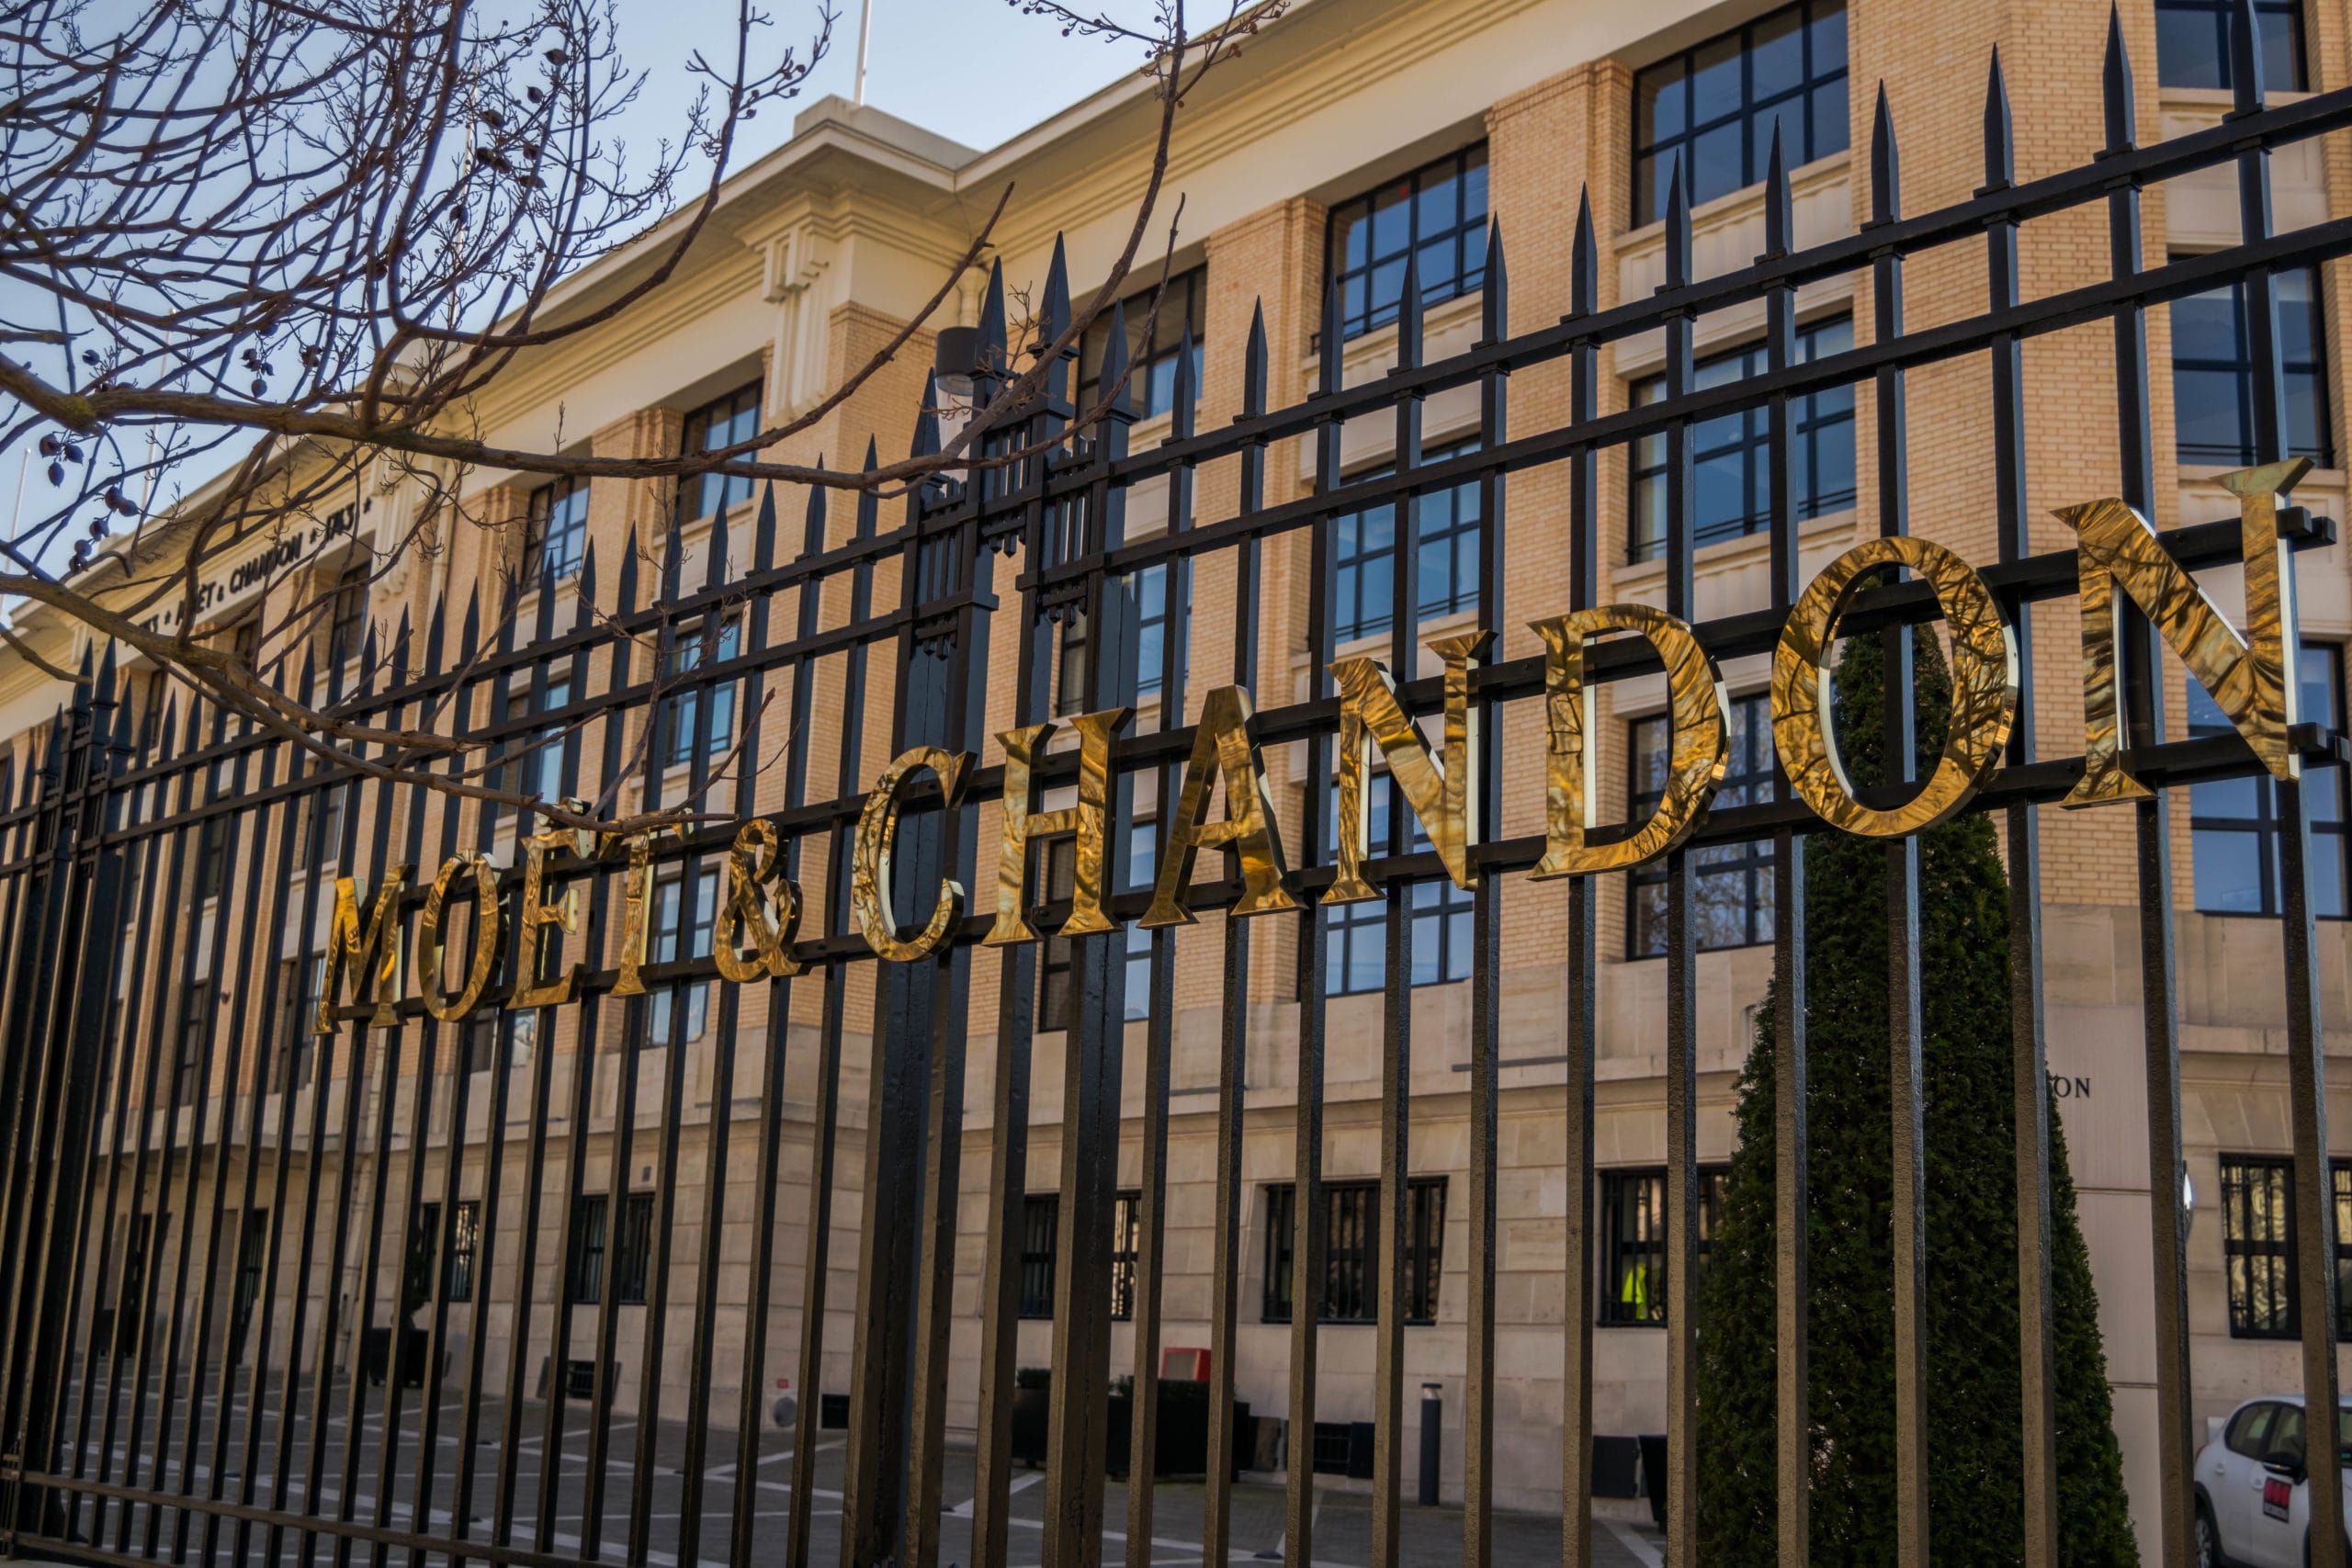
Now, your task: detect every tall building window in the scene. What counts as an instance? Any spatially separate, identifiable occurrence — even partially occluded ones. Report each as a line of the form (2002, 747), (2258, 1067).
(1124, 821), (1155, 1024)
(195, 808), (227, 902)
(1018, 1193), (1059, 1319)
(2172, 264), (2331, 468)
(1038, 837), (1078, 1032)
(1012, 1191), (1142, 1320)
(567, 1194), (607, 1304)
(1629, 315), (1857, 563)
(2215, 1156), (2352, 1339)
(525, 476), (590, 588)
(1134, 563), (1188, 701)
(1332, 439), (1483, 645)
(682, 382), (762, 520)
(661, 620), (738, 766)
(500, 674), (572, 812)
(613, 1191), (656, 1306)
(1080, 265), (1206, 420)
(643, 866), (718, 1046)
(1326, 145), (1489, 344)
(2190, 645), (2346, 917)
(298, 783), (345, 874)
(1325, 775), (1475, 998)
(1053, 610), (1089, 718)
(325, 564), (368, 669)
(175, 981), (210, 1106)
(1262, 1178), (1446, 1325)
(2155, 0), (2306, 91)
(446, 1200), (480, 1303)
(1598, 1167), (1726, 1326)
(1628, 693), (1778, 955)
(1633, 0), (1849, 224)
(276, 955), (322, 1091)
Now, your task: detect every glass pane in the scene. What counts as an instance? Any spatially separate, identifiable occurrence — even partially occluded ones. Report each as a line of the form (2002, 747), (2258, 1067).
(1370, 183), (1412, 259)
(1690, 34), (1743, 127)
(1750, 99), (1804, 184)
(2258, 4), (2304, 92)
(1638, 61), (1687, 144)
(1749, 6), (1804, 99)
(1808, 76), (1849, 162)
(1342, 205), (1370, 270)
(2156, 6), (2226, 89)
(1691, 122), (1745, 207)
(2173, 367), (2249, 464)
(2171, 286), (2245, 365)
(1807, 0), (1849, 80)
(1417, 166), (1459, 235)
(2194, 828), (2267, 912)
(1418, 237), (1457, 299)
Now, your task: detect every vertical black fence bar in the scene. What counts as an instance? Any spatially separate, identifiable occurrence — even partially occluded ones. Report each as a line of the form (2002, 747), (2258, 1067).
(115, 694), (229, 1556)
(327, 627), (426, 1568)
(728, 483), (820, 1568)
(909, 375), (991, 1568)
(1758, 130), (1811, 1568)
(398, 597), (482, 1562)
(439, 580), (541, 1568)
(625, 496), (733, 1568)
(2100, 12), (2196, 1565)
(970, 266), (1038, 1568)
(1462, 216), (1508, 1568)
(6, 656), (124, 1550)
(577, 538), (656, 1563)
(1657, 161), (1701, 1568)
(1199, 301), (1269, 1568)
(1369, 255), (1425, 1568)
(240, 653), (344, 1566)
(291, 647), (400, 1568)
(140, 705), (243, 1561)
(2231, 2), (2344, 1561)
(1042, 283), (1138, 1568)
(1286, 270), (1343, 1568)
(1980, 52), (2059, 1568)
(785, 442), (879, 1568)
(164, 655), (291, 1562)
(1867, 87), (1931, 1568)
(523, 541), (632, 1562)
(1559, 193), (1600, 1568)
(843, 357), (962, 1566)
(1123, 320), (1199, 1568)
(64, 699), (173, 1545)
(258, 646), (364, 1564)
(677, 490), (783, 1567)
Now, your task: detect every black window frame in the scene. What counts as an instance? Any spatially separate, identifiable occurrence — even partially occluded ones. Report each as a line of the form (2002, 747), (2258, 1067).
(1628, 313), (1858, 563)
(1633, 0), (1849, 226)
(642, 864), (718, 1047)
(1079, 265), (1207, 421)
(1323, 774), (1475, 998)
(567, 1194), (608, 1305)
(681, 381), (763, 521)
(661, 617), (740, 767)
(1261, 1177), (1446, 1325)
(613, 1191), (656, 1306)
(2189, 643), (2347, 918)
(525, 475), (590, 589)
(2221, 1154), (2300, 1338)
(2154, 0), (2307, 92)
(1324, 144), (1489, 344)
(1598, 1166), (1728, 1326)
(324, 562), (368, 670)
(1331, 438), (1484, 647)
(1628, 692), (1779, 956)
(2170, 262), (2332, 469)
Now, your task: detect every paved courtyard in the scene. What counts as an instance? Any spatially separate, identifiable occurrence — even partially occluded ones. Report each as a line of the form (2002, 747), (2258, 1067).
(30, 1371), (1664, 1567)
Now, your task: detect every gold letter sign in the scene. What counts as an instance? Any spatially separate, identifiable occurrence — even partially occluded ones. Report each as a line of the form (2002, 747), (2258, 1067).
(986, 708), (1127, 945)
(415, 855), (501, 1022)
(853, 746), (970, 961)
(1771, 536), (2018, 836)
(1326, 633), (1488, 903)
(1529, 606), (1726, 878)
(2058, 459), (2307, 807)
(1141, 685), (1295, 926)
(714, 818), (804, 981)
(315, 864), (413, 1033)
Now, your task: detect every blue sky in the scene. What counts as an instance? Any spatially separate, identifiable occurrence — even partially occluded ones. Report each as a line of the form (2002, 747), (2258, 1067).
(613, 0), (1141, 157)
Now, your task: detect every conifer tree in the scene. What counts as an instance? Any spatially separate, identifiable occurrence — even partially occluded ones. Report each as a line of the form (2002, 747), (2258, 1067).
(1694, 629), (2138, 1566)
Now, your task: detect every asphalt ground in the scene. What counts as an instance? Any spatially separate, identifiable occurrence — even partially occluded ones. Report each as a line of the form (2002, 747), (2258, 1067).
(30, 1372), (1661, 1568)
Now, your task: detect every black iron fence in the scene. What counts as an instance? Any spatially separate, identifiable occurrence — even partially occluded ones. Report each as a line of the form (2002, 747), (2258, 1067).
(4, 8), (2352, 1568)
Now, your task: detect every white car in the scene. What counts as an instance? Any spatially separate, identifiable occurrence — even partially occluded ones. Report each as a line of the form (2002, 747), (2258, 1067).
(2196, 1394), (2352, 1566)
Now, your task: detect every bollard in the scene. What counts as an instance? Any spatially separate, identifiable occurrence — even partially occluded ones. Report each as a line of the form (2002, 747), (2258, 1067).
(1419, 1382), (1442, 1506)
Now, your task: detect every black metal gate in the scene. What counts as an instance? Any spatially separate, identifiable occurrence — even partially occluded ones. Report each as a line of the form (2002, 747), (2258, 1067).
(6, 10), (2352, 1568)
